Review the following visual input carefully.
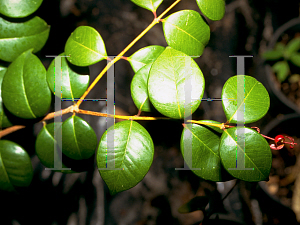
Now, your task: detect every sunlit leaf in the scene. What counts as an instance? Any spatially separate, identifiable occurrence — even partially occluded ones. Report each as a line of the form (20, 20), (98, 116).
(0, 16), (50, 62)
(0, 0), (43, 18)
(97, 120), (154, 195)
(162, 10), (210, 57)
(196, 0), (225, 21)
(65, 26), (107, 66)
(221, 75), (269, 124)
(130, 0), (163, 12)
(2, 49), (51, 119)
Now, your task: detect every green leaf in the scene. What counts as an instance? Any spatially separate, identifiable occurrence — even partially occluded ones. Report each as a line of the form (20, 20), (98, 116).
(0, 16), (50, 62)
(46, 53), (90, 99)
(261, 49), (284, 61)
(0, 0), (43, 18)
(35, 122), (77, 173)
(198, 120), (224, 133)
(274, 42), (285, 52)
(285, 37), (300, 58)
(130, 63), (152, 112)
(2, 49), (51, 119)
(272, 61), (290, 82)
(62, 115), (97, 160)
(181, 122), (229, 182)
(196, 0), (225, 21)
(130, 0), (163, 12)
(0, 66), (12, 129)
(290, 53), (300, 67)
(221, 75), (270, 124)
(65, 26), (107, 66)
(219, 127), (272, 182)
(148, 47), (205, 119)
(178, 196), (209, 213)
(97, 120), (154, 195)
(162, 10), (210, 57)
(128, 45), (165, 73)
(0, 140), (33, 192)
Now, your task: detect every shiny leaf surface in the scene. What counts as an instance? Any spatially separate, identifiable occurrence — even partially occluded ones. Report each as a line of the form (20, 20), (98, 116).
(221, 75), (269, 123)
(0, 16), (50, 62)
(130, 63), (152, 112)
(196, 0), (225, 21)
(62, 115), (97, 160)
(148, 47), (205, 119)
(130, 0), (163, 12)
(0, 0), (43, 18)
(65, 26), (107, 66)
(128, 45), (165, 73)
(219, 127), (272, 181)
(162, 10), (210, 56)
(0, 140), (33, 191)
(2, 49), (51, 119)
(97, 120), (154, 195)
(46, 53), (89, 99)
(0, 66), (12, 129)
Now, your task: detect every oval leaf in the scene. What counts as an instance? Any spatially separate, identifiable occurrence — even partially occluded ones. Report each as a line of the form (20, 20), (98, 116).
(180, 122), (230, 182)
(35, 122), (82, 173)
(0, 0), (43, 18)
(148, 47), (205, 119)
(2, 49), (51, 119)
(97, 120), (154, 195)
(0, 16), (50, 62)
(196, 0), (225, 21)
(46, 53), (90, 99)
(219, 127), (272, 181)
(65, 26), (107, 66)
(221, 75), (270, 124)
(130, 0), (163, 12)
(0, 140), (33, 192)
(0, 66), (12, 129)
(62, 115), (97, 160)
(130, 63), (152, 112)
(128, 45), (165, 73)
(162, 10), (210, 57)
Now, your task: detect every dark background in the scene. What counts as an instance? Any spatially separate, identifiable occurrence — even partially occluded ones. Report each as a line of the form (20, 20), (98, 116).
(1, 0), (300, 224)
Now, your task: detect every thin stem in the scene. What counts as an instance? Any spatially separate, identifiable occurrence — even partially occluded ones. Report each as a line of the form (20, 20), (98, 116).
(187, 120), (230, 130)
(77, 109), (172, 121)
(0, 125), (26, 139)
(75, 0), (182, 108)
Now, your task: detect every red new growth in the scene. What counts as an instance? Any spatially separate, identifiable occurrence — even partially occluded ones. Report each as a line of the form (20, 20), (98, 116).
(251, 127), (297, 150)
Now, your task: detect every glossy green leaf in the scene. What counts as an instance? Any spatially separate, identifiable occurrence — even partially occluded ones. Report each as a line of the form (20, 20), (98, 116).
(35, 123), (76, 173)
(272, 61), (290, 82)
(128, 45), (165, 73)
(221, 75), (270, 124)
(181, 122), (224, 181)
(196, 0), (225, 21)
(0, 140), (33, 192)
(198, 120), (224, 134)
(46, 53), (90, 99)
(0, 16), (50, 62)
(290, 53), (300, 67)
(178, 196), (209, 213)
(65, 26), (107, 66)
(148, 47), (205, 119)
(0, 0), (43, 18)
(219, 127), (272, 182)
(97, 120), (154, 195)
(2, 49), (51, 119)
(130, 63), (152, 112)
(285, 37), (300, 57)
(0, 66), (12, 129)
(162, 10), (210, 57)
(62, 115), (97, 160)
(130, 0), (163, 12)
